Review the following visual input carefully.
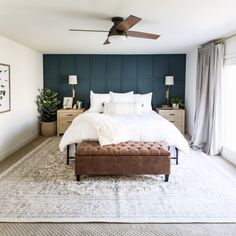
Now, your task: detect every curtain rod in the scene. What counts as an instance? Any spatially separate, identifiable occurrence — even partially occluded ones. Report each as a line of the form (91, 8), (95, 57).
(215, 33), (236, 44)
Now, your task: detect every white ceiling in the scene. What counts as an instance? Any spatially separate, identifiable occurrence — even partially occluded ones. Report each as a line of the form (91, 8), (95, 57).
(0, 0), (236, 54)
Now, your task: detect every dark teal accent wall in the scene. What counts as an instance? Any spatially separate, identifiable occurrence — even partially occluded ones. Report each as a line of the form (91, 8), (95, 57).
(43, 54), (186, 108)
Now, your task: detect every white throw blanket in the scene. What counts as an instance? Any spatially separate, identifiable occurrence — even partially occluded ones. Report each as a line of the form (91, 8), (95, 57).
(59, 113), (128, 151)
(59, 111), (189, 153)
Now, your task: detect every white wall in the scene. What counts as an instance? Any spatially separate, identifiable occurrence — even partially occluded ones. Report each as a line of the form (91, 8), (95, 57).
(225, 35), (236, 64)
(185, 48), (198, 137)
(0, 35), (43, 161)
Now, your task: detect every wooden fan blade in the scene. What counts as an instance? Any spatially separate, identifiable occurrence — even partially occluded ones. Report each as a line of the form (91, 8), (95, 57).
(116, 15), (141, 31)
(127, 31), (160, 39)
(69, 29), (109, 32)
(103, 39), (110, 45)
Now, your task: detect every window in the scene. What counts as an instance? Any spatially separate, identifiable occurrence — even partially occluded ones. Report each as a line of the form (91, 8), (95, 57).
(222, 64), (236, 162)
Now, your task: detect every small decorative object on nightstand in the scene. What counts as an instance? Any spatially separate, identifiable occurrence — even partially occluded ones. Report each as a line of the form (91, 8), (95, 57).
(63, 97), (73, 109)
(156, 108), (185, 134)
(77, 101), (82, 109)
(170, 97), (184, 109)
(57, 108), (85, 136)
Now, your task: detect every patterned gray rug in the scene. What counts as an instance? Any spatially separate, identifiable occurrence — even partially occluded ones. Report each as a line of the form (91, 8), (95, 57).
(0, 138), (235, 223)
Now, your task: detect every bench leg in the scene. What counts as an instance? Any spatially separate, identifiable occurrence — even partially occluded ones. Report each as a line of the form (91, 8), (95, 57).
(67, 145), (70, 165)
(76, 175), (80, 181)
(175, 147), (179, 165)
(165, 174), (169, 182)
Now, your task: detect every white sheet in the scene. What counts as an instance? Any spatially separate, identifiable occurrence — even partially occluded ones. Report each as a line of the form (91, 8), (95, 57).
(59, 110), (189, 153)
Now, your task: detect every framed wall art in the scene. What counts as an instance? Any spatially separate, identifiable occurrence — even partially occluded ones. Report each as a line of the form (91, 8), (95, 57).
(63, 97), (73, 109)
(0, 64), (11, 113)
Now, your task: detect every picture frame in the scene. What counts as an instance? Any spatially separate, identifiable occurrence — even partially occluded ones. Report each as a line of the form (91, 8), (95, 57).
(0, 64), (11, 113)
(63, 97), (73, 109)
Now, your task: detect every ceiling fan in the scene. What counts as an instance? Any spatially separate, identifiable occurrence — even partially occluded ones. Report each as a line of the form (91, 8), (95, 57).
(69, 15), (160, 45)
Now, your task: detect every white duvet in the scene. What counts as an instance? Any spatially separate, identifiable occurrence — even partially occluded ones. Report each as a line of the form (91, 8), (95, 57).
(59, 110), (189, 153)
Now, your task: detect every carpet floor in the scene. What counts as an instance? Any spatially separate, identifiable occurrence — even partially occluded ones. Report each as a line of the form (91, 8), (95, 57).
(0, 138), (235, 223)
(0, 223), (236, 236)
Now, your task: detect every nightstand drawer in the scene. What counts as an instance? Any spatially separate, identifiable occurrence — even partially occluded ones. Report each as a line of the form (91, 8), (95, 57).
(158, 110), (183, 119)
(58, 112), (81, 119)
(156, 108), (185, 134)
(172, 122), (183, 130)
(59, 124), (71, 133)
(60, 119), (74, 125)
(164, 117), (183, 123)
(57, 109), (85, 135)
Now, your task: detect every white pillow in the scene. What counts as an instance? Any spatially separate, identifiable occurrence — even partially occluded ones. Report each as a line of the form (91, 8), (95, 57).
(103, 102), (143, 115)
(134, 92), (153, 112)
(109, 91), (134, 103)
(88, 91), (110, 113)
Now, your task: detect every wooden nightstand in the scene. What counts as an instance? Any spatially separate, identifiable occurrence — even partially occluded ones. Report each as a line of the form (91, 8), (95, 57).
(156, 108), (185, 134)
(57, 108), (85, 136)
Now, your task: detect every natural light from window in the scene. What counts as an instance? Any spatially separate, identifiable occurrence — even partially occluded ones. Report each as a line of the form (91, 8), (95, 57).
(223, 64), (236, 152)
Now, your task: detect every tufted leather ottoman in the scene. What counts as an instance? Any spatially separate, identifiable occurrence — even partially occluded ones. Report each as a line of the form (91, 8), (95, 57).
(75, 141), (171, 182)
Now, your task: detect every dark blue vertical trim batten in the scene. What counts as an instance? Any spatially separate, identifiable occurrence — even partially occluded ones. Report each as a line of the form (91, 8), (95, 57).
(58, 55), (61, 97)
(89, 55), (92, 92)
(136, 55), (139, 93)
(121, 55), (123, 92)
(105, 55), (108, 93)
(152, 55), (155, 107)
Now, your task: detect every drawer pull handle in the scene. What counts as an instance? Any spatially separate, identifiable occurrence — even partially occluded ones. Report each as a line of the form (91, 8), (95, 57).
(169, 114), (175, 116)
(67, 121), (72, 124)
(67, 114), (73, 116)
(170, 121), (175, 123)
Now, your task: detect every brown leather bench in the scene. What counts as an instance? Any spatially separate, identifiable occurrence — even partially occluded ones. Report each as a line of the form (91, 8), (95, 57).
(75, 141), (171, 182)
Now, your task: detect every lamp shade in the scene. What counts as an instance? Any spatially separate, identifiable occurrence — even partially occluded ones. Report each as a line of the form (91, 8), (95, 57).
(165, 76), (174, 85)
(68, 75), (77, 85)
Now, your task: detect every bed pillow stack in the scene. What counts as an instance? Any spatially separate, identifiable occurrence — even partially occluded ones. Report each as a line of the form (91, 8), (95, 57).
(88, 91), (153, 114)
(134, 92), (153, 112)
(109, 91), (134, 103)
(88, 91), (110, 113)
(103, 102), (144, 115)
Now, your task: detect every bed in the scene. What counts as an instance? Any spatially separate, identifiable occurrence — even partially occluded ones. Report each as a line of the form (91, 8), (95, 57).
(59, 110), (189, 153)
(59, 91), (189, 180)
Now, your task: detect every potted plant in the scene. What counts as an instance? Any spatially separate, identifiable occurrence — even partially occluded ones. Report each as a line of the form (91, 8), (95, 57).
(37, 88), (61, 136)
(170, 97), (184, 109)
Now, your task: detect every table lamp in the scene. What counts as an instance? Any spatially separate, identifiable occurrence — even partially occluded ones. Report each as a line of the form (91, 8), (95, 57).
(68, 75), (77, 106)
(165, 76), (174, 105)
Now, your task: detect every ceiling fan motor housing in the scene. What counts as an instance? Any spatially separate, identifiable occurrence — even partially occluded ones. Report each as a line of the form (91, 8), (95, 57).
(109, 16), (127, 37)
(111, 17), (124, 25)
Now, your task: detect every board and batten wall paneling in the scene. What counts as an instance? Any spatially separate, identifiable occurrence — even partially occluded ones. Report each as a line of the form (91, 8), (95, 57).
(43, 54), (186, 108)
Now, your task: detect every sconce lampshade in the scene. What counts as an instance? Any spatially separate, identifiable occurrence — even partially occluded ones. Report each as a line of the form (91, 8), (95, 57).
(165, 76), (174, 86)
(68, 75), (78, 85)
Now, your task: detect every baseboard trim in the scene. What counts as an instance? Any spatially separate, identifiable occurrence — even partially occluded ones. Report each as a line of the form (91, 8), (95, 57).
(0, 133), (39, 162)
(221, 147), (236, 166)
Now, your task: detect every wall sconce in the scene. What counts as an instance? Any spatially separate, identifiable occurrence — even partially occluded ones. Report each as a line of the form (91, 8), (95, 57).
(165, 76), (174, 105)
(68, 75), (77, 98)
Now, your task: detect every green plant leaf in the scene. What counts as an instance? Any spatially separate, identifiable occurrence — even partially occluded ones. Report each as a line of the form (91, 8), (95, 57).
(36, 88), (61, 122)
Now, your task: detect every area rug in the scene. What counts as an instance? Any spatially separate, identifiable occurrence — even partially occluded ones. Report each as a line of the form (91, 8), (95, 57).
(0, 138), (235, 223)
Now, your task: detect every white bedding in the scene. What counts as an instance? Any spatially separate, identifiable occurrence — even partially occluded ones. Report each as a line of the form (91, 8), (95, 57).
(59, 110), (189, 153)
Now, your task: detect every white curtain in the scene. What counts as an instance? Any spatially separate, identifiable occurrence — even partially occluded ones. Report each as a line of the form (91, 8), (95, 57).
(191, 42), (224, 155)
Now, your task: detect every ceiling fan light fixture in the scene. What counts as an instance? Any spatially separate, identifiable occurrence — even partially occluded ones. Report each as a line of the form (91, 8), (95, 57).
(108, 34), (127, 43)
